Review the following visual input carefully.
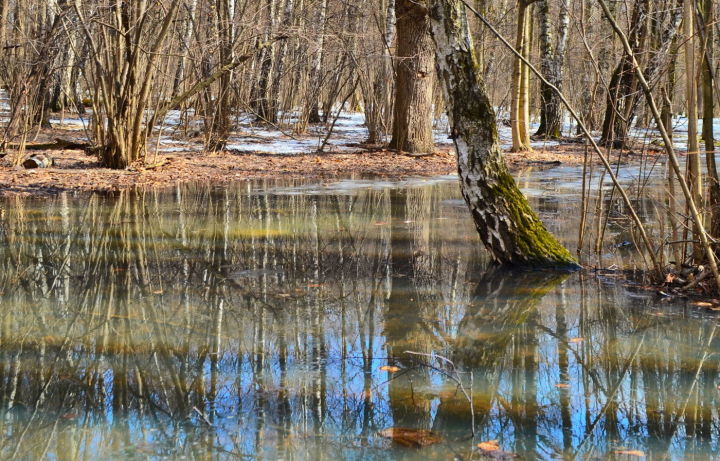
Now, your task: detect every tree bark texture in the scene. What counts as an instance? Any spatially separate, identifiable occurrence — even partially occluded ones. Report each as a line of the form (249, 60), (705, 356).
(510, 0), (534, 152)
(428, 0), (577, 268)
(599, 0), (682, 147)
(389, 0), (435, 154)
(697, 0), (720, 240)
(685, 0), (703, 261)
(535, 0), (569, 139)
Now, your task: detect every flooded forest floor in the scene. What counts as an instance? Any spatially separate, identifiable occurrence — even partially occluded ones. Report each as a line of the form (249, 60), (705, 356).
(0, 111), (664, 197)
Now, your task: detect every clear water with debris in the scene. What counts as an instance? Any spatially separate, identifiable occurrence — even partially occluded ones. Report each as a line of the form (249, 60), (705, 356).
(0, 171), (718, 460)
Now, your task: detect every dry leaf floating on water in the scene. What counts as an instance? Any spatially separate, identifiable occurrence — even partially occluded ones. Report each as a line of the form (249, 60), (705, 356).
(378, 428), (442, 448)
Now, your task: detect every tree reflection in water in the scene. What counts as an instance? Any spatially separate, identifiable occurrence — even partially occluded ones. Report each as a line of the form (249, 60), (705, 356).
(0, 178), (718, 460)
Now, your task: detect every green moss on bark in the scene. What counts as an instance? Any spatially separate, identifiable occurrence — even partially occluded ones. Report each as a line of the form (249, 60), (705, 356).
(429, 0), (578, 270)
(492, 169), (578, 268)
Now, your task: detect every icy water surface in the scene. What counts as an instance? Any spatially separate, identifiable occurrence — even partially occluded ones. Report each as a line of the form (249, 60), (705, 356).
(0, 173), (719, 460)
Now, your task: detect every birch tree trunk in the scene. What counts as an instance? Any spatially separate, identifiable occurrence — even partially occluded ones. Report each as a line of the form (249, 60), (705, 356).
(172, 0), (198, 99)
(535, 0), (569, 139)
(389, 0), (435, 154)
(307, 0), (328, 124)
(428, 0), (577, 268)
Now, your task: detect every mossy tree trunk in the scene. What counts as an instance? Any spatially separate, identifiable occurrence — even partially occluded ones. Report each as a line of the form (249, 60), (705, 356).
(428, 0), (577, 268)
(389, 0), (435, 154)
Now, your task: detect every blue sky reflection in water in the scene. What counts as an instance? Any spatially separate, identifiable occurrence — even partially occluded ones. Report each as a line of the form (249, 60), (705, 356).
(0, 171), (719, 460)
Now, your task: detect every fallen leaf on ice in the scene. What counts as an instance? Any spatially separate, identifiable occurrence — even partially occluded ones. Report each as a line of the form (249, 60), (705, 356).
(477, 440), (518, 459)
(692, 301), (714, 308)
(378, 428), (442, 447)
(612, 449), (645, 457)
(477, 440), (499, 451)
(379, 365), (401, 373)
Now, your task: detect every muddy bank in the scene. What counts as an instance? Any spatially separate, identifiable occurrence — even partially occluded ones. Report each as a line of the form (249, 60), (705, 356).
(0, 141), (662, 198)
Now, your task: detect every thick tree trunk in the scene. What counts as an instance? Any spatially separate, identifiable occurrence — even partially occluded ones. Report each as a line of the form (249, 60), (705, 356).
(389, 0), (435, 154)
(535, 0), (569, 139)
(428, 0), (577, 268)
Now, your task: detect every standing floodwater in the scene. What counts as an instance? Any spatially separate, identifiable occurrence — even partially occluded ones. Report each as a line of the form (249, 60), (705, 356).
(0, 174), (718, 460)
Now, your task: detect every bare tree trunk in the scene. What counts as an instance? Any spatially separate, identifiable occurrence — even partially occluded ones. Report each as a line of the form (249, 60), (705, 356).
(510, 0), (535, 152)
(535, 0), (569, 139)
(172, 0), (199, 99)
(0, 0), (7, 58)
(363, 0), (396, 145)
(685, 0), (703, 261)
(600, 0), (682, 148)
(268, 0), (296, 124)
(389, 0), (435, 154)
(699, 0), (720, 239)
(205, 0), (234, 152)
(661, 42), (678, 140)
(307, 0), (328, 124)
(429, 0), (577, 268)
(252, 0), (276, 121)
(599, 0), (649, 147)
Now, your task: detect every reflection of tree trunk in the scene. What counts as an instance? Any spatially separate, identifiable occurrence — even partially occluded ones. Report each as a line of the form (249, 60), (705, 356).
(385, 190), (433, 428)
(556, 287), (572, 456)
(433, 268), (567, 435)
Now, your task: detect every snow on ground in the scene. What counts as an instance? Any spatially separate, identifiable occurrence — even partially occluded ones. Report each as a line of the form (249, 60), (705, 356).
(0, 87), (716, 156)
(225, 112), (370, 155)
